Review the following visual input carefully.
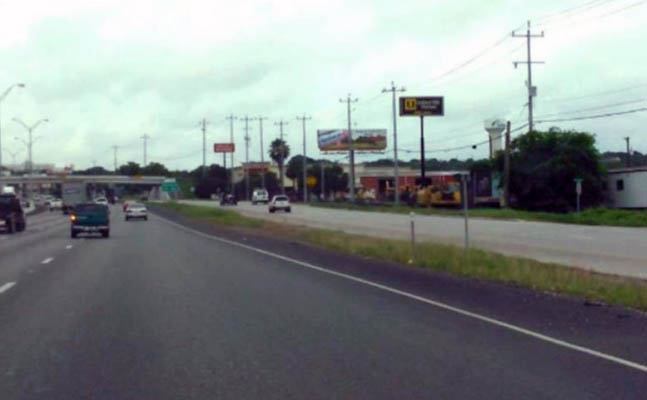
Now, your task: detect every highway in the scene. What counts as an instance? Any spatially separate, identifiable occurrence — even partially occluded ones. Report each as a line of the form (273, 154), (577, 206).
(182, 200), (647, 279)
(1, 205), (646, 399)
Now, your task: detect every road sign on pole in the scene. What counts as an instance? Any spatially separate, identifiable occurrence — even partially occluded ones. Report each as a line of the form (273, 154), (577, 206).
(214, 143), (235, 153)
(399, 96), (444, 116)
(399, 96), (444, 185)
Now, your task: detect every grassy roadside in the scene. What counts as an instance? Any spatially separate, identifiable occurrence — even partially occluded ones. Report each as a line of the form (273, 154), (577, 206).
(311, 202), (647, 228)
(154, 202), (647, 311)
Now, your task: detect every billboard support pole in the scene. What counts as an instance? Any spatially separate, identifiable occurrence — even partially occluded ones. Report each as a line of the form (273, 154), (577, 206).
(420, 116), (425, 182)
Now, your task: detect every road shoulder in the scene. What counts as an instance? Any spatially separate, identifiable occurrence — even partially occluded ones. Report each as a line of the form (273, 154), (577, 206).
(149, 204), (647, 366)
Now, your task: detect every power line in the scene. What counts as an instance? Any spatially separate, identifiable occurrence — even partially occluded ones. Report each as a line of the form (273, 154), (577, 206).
(536, 106), (647, 123)
(536, 98), (647, 119)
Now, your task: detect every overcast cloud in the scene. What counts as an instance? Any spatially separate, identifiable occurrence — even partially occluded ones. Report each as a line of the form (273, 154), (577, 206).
(0, 0), (645, 171)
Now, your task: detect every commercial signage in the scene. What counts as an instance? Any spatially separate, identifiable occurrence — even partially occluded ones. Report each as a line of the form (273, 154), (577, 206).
(399, 96), (444, 116)
(317, 129), (387, 152)
(242, 162), (270, 173)
(214, 143), (235, 153)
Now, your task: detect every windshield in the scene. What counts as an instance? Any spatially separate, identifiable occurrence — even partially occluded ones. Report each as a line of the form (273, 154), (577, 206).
(274, 196), (288, 201)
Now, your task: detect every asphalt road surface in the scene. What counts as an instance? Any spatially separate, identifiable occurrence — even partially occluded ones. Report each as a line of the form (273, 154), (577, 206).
(184, 200), (647, 279)
(1, 205), (646, 399)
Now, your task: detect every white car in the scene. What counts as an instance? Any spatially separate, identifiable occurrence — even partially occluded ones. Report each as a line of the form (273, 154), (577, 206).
(252, 189), (269, 205)
(94, 197), (108, 205)
(125, 203), (148, 221)
(49, 198), (63, 211)
(268, 195), (291, 213)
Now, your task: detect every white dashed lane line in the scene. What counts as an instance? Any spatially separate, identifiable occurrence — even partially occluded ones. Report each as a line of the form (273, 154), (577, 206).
(65, 245), (73, 250)
(0, 282), (16, 294)
(41, 257), (54, 264)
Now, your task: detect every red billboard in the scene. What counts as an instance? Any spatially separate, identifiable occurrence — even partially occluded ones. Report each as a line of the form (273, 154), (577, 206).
(214, 143), (235, 153)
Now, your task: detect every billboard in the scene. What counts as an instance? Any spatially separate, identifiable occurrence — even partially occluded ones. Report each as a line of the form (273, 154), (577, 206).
(317, 129), (387, 152)
(214, 143), (235, 153)
(242, 162), (270, 173)
(399, 96), (444, 116)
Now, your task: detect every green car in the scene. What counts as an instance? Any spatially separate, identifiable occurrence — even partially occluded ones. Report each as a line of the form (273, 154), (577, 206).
(70, 203), (110, 238)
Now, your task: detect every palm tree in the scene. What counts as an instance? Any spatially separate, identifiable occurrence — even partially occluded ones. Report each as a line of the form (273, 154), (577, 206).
(269, 138), (290, 194)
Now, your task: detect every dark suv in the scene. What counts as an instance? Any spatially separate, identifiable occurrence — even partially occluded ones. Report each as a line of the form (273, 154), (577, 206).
(0, 194), (26, 233)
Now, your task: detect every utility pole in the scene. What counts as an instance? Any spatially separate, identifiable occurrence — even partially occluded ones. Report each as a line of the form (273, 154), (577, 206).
(513, 20), (544, 133)
(624, 137), (631, 167)
(275, 120), (289, 194)
(254, 116), (268, 189)
(226, 114), (236, 194)
(200, 118), (208, 177)
(141, 134), (150, 167)
(111, 145), (119, 172)
(296, 114), (312, 202)
(504, 121), (511, 208)
(241, 115), (252, 201)
(340, 94), (358, 201)
(382, 82), (406, 205)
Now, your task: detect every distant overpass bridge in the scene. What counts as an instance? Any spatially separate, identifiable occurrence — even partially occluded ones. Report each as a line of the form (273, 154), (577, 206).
(0, 175), (167, 186)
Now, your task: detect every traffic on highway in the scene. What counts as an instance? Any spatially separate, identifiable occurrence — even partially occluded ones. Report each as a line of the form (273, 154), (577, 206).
(2, 1), (647, 399)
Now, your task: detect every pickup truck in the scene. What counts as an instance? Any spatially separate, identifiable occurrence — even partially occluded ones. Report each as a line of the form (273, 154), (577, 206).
(70, 203), (110, 238)
(0, 194), (26, 233)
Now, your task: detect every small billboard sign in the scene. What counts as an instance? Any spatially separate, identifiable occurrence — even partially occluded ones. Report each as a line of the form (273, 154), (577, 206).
(317, 129), (387, 152)
(214, 143), (235, 153)
(242, 162), (270, 173)
(399, 96), (444, 116)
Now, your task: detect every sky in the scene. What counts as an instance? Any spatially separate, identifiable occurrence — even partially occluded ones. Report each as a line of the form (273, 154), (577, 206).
(0, 0), (645, 171)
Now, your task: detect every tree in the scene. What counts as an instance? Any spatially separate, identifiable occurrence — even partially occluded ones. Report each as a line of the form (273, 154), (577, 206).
(286, 154), (316, 196)
(494, 130), (605, 211)
(269, 138), (290, 194)
(192, 164), (228, 199)
(117, 162), (142, 176)
(72, 166), (112, 175)
(142, 162), (170, 176)
(307, 162), (348, 199)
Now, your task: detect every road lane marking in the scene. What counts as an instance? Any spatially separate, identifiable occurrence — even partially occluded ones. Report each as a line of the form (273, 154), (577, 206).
(65, 245), (73, 250)
(0, 282), (16, 294)
(41, 257), (54, 264)
(153, 213), (647, 374)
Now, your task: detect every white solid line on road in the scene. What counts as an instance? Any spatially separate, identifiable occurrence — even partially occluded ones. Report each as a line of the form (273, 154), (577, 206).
(65, 245), (73, 250)
(0, 282), (16, 294)
(41, 257), (54, 264)
(153, 213), (647, 374)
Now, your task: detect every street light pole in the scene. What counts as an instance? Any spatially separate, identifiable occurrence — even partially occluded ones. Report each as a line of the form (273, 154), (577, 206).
(0, 83), (26, 171)
(12, 117), (48, 173)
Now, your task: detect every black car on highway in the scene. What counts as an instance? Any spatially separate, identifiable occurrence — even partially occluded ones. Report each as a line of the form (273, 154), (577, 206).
(0, 194), (26, 233)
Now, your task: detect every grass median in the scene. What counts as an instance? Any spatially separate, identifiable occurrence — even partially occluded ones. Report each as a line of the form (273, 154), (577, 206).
(154, 202), (647, 311)
(311, 202), (647, 227)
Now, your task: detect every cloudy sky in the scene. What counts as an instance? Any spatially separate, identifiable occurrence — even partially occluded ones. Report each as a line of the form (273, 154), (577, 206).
(0, 0), (645, 171)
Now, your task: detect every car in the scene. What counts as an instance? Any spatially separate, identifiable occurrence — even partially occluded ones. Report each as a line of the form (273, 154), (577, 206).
(268, 195), (291, 213)
(0, 194), (26, 233)
(251, 188), (269, 205)
(70, 203), (110, 238)
(220, 194), (237, 206)
(125, 203), (148, 221)
(49, 198), (63, 211)
(94, 197), (108, 205)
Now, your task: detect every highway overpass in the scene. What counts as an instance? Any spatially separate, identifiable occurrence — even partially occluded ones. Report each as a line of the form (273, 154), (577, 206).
(0, 174), (167, 186)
